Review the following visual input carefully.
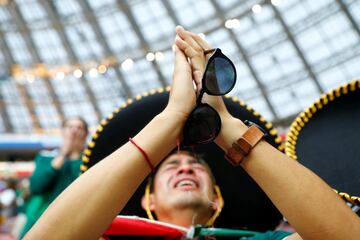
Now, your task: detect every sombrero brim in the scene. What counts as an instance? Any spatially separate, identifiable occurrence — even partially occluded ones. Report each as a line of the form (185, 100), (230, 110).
(286, 79), (360, 205)
(81, 88), (285, 231)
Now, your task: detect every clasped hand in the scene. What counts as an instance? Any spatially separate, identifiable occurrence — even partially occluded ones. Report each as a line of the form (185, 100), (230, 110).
(165, 26), (234, 138)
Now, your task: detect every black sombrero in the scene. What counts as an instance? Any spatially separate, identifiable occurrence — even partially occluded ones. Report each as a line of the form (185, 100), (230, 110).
(286, 79), (360, 205)
(81, 87), (285, 231)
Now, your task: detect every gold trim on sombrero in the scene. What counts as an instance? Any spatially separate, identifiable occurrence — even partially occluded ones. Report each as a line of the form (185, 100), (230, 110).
(285, 79), (360, 205)
(81, 87), (285, 173)
(81, 87), (169, 173)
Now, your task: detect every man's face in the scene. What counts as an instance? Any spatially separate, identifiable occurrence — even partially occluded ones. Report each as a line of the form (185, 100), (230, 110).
(62, 118), (87, 141)
(148, 152), (217, 221)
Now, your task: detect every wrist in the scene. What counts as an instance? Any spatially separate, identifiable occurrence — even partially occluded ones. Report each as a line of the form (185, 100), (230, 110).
(215, 116), (248, 151)
(224, 125), (265, 166)
(159, 108), (189, 125)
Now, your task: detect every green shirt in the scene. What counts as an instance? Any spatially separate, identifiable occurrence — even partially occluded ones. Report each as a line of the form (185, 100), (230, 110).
(20, 151), (81, 238)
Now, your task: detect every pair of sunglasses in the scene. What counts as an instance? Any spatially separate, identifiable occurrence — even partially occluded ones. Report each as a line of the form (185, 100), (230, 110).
(182, 48), (237, 147)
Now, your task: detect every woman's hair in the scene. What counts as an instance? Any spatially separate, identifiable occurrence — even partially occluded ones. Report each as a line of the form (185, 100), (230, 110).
(62, 116), (89, 134)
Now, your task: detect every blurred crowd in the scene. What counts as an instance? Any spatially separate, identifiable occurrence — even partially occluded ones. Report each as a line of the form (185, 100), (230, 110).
(0, 177), (29, 240)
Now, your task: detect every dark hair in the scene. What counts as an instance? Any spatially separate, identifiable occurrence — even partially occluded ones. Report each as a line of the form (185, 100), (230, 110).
(62, 116), (89, 134)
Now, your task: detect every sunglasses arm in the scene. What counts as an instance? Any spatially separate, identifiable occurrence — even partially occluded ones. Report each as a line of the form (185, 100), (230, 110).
(196, 89), (206, 105)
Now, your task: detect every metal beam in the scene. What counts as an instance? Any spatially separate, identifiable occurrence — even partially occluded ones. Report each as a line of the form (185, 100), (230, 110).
(116, 0), (168, 87)
(76, 0), (133, 99)
(160, 0), (181, 26)
(0, 94), (11, 132)
(7, 1), (66, 129)
(0, 30), (14, 132)
(39, 0), (78, 62)
(249, 1), (339, 57)
(336, 0), (360, 37)
(40, 0), (102, 121)
(269, 3), (324, 94)
(5, 2), (45, 131)
(243, 39), (360, 102)
(208, 0), (279, 119)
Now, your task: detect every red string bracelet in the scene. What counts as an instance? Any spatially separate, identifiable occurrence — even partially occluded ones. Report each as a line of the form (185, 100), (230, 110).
(129, 137), (154, 171)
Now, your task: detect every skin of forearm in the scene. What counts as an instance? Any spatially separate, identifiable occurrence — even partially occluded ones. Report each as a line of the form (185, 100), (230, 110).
(243, 143), (360, 239)
(24, 111), (187, 240)
(217, 117), (360, 239)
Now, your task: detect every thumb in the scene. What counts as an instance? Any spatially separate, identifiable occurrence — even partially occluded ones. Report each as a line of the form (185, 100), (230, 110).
(173, 44), (190, 75)
(173, 44), (186, 63)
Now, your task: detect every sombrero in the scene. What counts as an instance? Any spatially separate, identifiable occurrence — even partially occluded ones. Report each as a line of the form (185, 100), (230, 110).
(81, 87), (285, 231)
(286, 79), (360, 205)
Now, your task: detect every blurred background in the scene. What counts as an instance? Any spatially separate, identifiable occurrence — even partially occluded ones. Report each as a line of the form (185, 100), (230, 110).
(0, 0), (360, 238)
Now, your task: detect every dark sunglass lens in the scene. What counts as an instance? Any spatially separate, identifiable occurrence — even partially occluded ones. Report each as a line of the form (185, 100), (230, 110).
(204, 57), (236, 95)
(183, 105), (221, 146)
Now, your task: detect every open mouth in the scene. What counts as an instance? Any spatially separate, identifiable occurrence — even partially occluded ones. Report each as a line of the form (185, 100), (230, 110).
(174, 179), (199, 190)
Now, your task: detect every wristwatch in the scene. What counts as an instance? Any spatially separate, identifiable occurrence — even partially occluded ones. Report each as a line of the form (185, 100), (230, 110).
(224, 120), (266, 166)
(244, 120), (268, 139)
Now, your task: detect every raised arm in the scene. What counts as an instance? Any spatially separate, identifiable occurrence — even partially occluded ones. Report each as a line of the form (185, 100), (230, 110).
(175, 26), (360, 240)
(24, 46), (196, 240)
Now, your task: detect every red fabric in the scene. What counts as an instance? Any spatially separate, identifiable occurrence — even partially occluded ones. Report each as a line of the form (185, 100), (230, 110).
(16, 170), (32, 177)
(104, 216), (186, 237)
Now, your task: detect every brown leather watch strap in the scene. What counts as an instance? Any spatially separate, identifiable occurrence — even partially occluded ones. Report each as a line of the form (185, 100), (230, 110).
(225, 125), (264, 166)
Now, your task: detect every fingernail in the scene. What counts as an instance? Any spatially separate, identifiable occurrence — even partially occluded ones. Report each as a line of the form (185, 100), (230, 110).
(176, 25), (183, 31)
